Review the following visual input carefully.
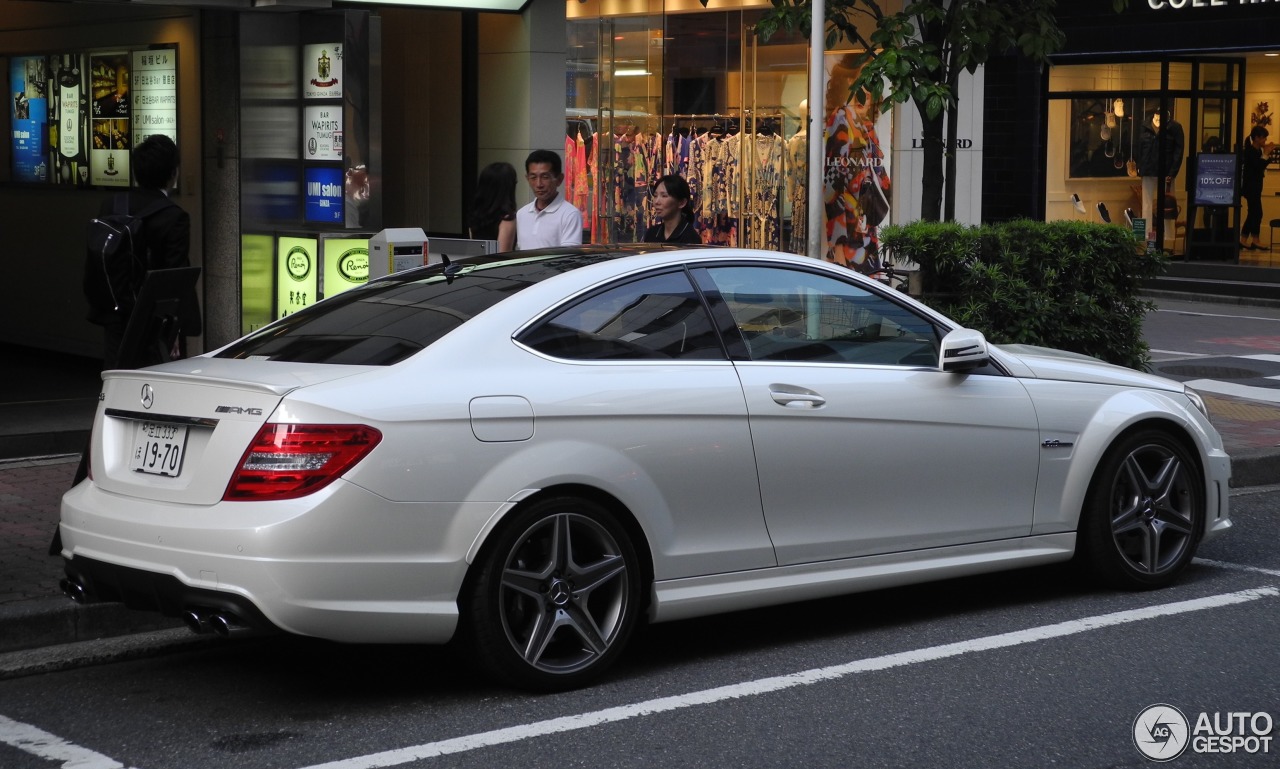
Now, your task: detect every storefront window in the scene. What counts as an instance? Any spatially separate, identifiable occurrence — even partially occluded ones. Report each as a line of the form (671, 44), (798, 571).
(1047, 59), (1248, 262)
(566, 1), (809, 252)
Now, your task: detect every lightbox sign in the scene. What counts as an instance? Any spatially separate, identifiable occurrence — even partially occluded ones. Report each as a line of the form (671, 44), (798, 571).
(132, 47), (178, 147)
(303, 43), (342, 100)
(304, 105), (343, 160)
(276, 235), (318, 318)
(305, 166), (345, 223)
(89, 51), (130, 188)
(321, 237), (369, 299)
(9, 57), (49, 182)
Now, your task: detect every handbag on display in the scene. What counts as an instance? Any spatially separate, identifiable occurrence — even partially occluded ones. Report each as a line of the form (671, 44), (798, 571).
(1126, 114), (1139, 177)
(858, 171), (890, 226)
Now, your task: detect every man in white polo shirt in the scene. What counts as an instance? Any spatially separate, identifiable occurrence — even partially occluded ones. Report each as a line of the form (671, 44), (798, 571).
(516, 149), (583, 249)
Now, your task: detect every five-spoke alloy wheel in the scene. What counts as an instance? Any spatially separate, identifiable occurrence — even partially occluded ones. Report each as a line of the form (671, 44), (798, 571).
(466, 496), (642, 691)
(1080, 429), (1204, 589)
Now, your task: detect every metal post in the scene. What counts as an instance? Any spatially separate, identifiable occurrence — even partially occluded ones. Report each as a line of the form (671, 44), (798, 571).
(806, 0), (825, 259)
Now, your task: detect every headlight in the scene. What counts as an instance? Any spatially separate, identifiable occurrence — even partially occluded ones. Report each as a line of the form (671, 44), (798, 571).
(1184, 386), (1209, 418)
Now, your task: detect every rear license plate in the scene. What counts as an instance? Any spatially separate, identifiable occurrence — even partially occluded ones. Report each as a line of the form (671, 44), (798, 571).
(129, 420), (189, 477)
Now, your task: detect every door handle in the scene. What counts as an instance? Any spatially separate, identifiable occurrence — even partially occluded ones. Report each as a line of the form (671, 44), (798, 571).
(769, 385), (826, 409)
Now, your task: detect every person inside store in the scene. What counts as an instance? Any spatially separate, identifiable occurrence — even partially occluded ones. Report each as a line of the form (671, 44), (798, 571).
(468, 161), (517, 252)
(86, 133), (197, 370)
(1239, 125), (1276, 251)
(516, 149), (583, 249)
(643, 174), (703, 244)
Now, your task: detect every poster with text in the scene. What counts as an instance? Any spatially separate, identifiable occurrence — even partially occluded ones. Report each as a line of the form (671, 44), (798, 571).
(9, 56), (49, 182)
(305, 166), (345, 223)
(89, 52), (131, 187)
(822, 52), (893, 275)
(49, 53), (89, 186)
(304, 105), (343, 161)
(276, 235), (318, 319)
(131, 47), (178, 147)
(321, 236), (369, 299)
(302, 43), (342, 99)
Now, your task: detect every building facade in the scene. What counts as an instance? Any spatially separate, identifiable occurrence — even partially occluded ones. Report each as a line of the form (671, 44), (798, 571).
(1, 0), (1276, 364)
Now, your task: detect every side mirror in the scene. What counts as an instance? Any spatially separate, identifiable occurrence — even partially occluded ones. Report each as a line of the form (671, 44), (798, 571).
(939, 328), (990, 373)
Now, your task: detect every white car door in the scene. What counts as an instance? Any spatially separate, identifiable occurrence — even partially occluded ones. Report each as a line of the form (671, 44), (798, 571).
(699, 264), (1041, 566)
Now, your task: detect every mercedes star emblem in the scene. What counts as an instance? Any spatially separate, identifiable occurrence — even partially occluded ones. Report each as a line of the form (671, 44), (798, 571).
(141, 384), (154, 410)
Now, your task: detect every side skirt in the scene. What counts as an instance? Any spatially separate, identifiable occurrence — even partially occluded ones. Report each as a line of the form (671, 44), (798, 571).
(649, 533), (1076, 623)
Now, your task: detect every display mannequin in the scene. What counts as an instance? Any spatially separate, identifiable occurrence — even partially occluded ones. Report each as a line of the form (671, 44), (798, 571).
(1138, 108), (1184, 242)
(787, 99), (809, 253)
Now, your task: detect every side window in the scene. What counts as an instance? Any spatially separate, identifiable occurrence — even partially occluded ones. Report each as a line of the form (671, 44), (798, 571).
(704, 266), (940, 367)
(519, 270), (727, 361)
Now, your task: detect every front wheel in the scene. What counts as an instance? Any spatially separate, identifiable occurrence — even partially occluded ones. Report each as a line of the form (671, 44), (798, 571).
(464, 496), (642, 691)
(1078, 430), (1204, 590)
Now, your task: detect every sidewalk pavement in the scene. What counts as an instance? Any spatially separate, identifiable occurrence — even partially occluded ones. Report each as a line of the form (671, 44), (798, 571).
(2, 352), (1280, 672)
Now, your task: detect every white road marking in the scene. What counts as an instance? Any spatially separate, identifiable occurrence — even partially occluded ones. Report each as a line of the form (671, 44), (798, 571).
(0, 713), (137, 769)
(1194, 557), (1280, 578)
(1184, 378), (1280, 403)
(296, 586), (1278, 769)
(1154, 308), (1280, 323)
(1242, 354), (1280, 363)
(1149, 349), (1212, 358)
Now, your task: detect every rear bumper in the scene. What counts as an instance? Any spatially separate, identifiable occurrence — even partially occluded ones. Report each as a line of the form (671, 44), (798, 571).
(59, 478), (478, 644)
(63, 552), (279, 632)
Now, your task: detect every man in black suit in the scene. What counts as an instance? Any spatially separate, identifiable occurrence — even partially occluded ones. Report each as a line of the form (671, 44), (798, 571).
(87, 134), (199, 369)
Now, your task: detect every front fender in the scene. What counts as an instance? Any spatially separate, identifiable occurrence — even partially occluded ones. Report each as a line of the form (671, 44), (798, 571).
(1027, 382), (1227, 536)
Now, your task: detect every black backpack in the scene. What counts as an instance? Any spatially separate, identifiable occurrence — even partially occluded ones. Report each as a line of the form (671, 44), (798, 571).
(84, 194), (174, 320)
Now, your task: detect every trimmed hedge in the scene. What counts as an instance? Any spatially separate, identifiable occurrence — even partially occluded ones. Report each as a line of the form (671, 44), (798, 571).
(880, 219), (1167, 370)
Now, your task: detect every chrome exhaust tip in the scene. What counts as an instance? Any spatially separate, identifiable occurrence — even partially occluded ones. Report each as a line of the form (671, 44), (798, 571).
(59, 578), (87, 603)
(210, 613), (237, 638)
(182, 610), (211, 635)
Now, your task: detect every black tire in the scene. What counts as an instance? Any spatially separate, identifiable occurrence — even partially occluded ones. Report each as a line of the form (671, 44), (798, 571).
(464, 496), (642, 691)
(1078, 430), (1204, 590)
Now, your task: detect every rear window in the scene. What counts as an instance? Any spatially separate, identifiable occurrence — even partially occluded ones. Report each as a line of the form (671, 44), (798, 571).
(216, 250), (641, 365)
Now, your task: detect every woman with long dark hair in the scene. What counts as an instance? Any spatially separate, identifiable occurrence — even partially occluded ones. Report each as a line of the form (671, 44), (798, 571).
(643, 174), (702, 244)
(469, 161), (518, 251)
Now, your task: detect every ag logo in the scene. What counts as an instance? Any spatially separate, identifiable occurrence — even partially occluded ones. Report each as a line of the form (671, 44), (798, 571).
(1134, 704), (1190, 762)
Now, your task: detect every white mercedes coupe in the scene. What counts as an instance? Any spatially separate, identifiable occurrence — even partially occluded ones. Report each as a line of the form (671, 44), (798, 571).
(59, 246), (1232, 690)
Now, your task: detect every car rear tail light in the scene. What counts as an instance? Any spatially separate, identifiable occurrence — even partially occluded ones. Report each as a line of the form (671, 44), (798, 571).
(224, 423), (382, 501)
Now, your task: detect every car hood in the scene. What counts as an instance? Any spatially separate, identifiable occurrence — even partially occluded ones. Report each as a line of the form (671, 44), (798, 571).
(993, 344), (1183, 393)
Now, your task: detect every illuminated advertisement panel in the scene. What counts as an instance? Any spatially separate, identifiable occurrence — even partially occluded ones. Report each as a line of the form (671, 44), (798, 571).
(132, 47), (178, 146)
(241, 233), (275, 334)
(89, 52), (131, 187)
(50, 53), (89, 186)
(276, 235), (318, 319)
(304, 104), (343, 161)
(305, 166), (344, 223)
(9, 57), (49, 182)
(321, 236), (369, 299)
(302, 43), (342, 99)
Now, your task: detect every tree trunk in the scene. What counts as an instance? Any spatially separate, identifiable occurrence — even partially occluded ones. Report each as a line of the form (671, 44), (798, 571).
(918, 104), (945, 222)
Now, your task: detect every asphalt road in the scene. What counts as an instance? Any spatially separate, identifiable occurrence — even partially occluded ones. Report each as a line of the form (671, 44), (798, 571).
(2, 485), (1276, 769)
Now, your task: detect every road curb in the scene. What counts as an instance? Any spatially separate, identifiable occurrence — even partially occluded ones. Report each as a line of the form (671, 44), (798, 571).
(0, 597), (181, 656)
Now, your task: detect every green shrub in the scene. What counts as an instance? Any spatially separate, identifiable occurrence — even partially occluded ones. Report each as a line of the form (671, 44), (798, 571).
(880, 219), (1167, 370)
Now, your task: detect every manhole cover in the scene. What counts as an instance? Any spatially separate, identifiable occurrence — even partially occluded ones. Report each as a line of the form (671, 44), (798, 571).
(1157, 365), (1261, 379)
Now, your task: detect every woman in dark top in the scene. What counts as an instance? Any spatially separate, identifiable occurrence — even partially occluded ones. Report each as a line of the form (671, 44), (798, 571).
(643, 174), (703, 244)
(1239, 126), (1275, 251)
(469, 161), (517, 251)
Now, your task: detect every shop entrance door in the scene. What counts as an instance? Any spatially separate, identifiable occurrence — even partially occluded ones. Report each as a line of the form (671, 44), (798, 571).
(1181, 58), (1244, 262)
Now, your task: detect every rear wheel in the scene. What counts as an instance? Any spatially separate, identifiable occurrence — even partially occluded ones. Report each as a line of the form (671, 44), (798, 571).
(465, 496), (641, 691)
(1079, 430), (1204, 589)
